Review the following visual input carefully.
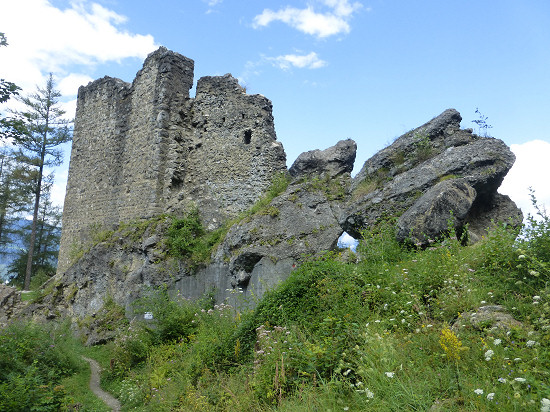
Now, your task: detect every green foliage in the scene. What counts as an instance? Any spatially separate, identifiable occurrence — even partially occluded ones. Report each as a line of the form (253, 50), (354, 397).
(521, 188), (550, 263)
(0, 321), (81, 411)
(356, 220), (408, 264)
(412, 132), (433, 163)
(166, 209), (215, 268)
(10, 73), (72, 290)
(133, 287), (200, 344)
(6, 194), (550, 411)
(7, 194), (61, 288)
(302, 174), (347, 201)
(0, 33), (23, 141)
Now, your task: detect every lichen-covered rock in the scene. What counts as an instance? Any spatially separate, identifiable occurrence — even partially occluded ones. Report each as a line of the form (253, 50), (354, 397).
(465, 193), (524, 243)
(452, 305), (522, 332)
(396, 179), (477, 245)
(289, 139), (357, 179)
(214, 175), (347, 295)
(351, 108), (470, 189)
(342, 110), (519, 240)
(0, 284), (21, 326)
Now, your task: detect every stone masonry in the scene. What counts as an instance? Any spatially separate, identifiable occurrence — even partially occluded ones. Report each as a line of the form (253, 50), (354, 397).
(58, 47), (286, 274)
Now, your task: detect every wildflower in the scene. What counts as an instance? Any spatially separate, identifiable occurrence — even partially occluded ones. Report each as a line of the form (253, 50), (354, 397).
(440, 328), (466, 361)
(487, 393), (495, 401)
(518, 254), (526, 259)
(526, 340), (537, 347)
(494, 338), (502, 346)
(514, 377), (526, 383)
(474, 389), (484, 395)
(365, 388), (374, 398)
(529, 270), (540, 277)
(385, 372), (395, 378)
(485, 349), (494, 361)
(343, 369), (352, 376)
(541, 398), (550, 412)
(498, 377), (507, 383)
(533, 295), (541, 300)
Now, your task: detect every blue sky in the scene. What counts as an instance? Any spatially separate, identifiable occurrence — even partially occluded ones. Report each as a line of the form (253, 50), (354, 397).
(1, 0), (549, 219)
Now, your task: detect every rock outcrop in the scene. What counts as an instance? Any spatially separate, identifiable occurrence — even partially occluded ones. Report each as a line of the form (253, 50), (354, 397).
(24, 48), (520, 327)
(0, 284), (21, 326)
(341, 109), (522, 244)
(289, 139), (356, 179)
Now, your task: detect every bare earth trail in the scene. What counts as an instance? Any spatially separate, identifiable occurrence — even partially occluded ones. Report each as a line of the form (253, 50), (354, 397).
(81, 356), (121, 411)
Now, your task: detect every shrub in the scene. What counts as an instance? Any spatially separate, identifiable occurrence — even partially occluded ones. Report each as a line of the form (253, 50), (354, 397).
(166, 209), (205, 259)
(0, 321), (81, 411)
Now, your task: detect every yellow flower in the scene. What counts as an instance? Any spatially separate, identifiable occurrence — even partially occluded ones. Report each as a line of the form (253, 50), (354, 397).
(440, 327), (467, 361)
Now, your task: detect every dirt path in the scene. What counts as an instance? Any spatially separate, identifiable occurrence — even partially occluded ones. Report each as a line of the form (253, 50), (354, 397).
(82, 356), (122, 412)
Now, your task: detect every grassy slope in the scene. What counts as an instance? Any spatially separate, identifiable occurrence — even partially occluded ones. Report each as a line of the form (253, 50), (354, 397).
(90, 215), (549, 411)
(1, 212), (549, 411)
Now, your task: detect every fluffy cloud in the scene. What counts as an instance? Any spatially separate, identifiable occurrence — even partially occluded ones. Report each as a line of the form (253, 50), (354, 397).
(268, 52), (327, 70)
(499, 140), (550, 219)
(253, 0), (363, 38)
(0, 0), (157, 96)
(0, 0), (158, 208)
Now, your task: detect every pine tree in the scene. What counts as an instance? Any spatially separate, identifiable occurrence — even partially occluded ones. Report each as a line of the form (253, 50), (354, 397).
(0, 149), (33, 256)
(11, 74), (72, 289)
(7, 190), (61, 288)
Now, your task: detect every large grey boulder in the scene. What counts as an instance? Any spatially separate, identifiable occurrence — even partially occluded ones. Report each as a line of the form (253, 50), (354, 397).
(465, 193), (524, 243)
(289, 139), (357, 179)
(396, 179), (477, 245)
(352, 108), (470, 189)
(341, 109), (520, 239)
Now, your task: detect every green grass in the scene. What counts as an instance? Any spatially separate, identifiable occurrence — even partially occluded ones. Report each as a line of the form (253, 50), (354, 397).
(2, 196), (550, 411)
(60, 358), (111, 412)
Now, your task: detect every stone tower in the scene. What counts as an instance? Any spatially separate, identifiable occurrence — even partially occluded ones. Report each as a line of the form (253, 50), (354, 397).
(58, 48), (286, 274)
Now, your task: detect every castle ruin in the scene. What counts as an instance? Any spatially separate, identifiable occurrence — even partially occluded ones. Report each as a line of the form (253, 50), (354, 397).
(58, 47), (287, 274)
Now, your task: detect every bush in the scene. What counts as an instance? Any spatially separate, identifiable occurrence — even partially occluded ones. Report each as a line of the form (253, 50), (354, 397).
(166, 209), (205, 259)
(0, 321), (81, 411)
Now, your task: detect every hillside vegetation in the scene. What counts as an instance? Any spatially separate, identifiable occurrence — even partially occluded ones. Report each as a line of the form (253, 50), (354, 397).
(1, 199), (549, 411)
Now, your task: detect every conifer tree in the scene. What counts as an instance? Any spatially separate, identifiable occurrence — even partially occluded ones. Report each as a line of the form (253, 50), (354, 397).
(0, 149), (33, 256)
(7, 190), (62, 288)
(11, 74), (72, 289)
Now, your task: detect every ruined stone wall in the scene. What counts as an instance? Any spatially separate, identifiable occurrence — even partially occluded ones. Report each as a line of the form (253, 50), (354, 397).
(171, 74), (287, 229)
(58, 48), (194, 273)
(58, 48), (286, 274)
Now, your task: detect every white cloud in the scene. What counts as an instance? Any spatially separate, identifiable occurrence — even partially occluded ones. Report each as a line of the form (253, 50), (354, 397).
(253, 0), (362, 38)
(57, 73), (94, 97)
(499, 140), (550, 219)
(0, 0), (157, 96)
(204, 0), (223, 6)
(0, 0), (158, 210)
(268, 52), (327, 70)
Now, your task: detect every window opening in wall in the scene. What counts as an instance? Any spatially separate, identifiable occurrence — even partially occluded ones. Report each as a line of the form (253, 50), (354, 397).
(244, 129), (252, 144)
